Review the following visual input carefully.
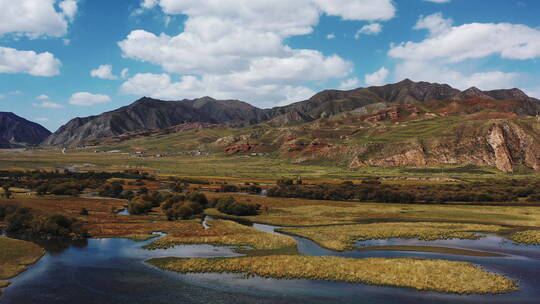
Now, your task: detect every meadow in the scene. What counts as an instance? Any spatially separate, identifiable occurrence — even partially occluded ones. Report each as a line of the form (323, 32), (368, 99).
(509, 230), (540, 245)
(0, 237), (44, 295)
(144, 219), (297, 256)
(204, 193), (540, 228)
(278, 222), (506, 251)
(147, 255), (517, 294)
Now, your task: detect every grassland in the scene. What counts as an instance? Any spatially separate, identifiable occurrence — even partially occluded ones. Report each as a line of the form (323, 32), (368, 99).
(278, 222), (505, 251)
(0, 236), (44, 294)
(144, 219), (297, 255)
(147, 256), (517, 294)
(509, 230), (540, 245)
(205, 194), (540, 227)
(1, 148), (538, 182)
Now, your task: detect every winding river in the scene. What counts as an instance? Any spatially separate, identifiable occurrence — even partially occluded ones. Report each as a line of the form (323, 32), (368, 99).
(2, 219), (539, 304)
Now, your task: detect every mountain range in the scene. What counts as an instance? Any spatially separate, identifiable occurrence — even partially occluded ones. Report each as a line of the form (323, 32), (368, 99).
(2, 79), (540, 172)
(43, 79), (540, 146)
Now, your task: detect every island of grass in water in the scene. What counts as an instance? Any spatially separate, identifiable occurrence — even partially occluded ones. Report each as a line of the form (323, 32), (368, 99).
(147, 255), (517, 295)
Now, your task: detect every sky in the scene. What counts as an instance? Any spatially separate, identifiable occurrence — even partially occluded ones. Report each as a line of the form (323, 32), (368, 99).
(1, 0), (540, 132)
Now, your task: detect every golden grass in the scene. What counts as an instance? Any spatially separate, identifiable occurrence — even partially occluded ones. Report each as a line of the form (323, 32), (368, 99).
(0, 237), (44, 280)
(205, 193), (540, 228)
(147, 255), (517, 294)
(509, 230), (540, 245)
(357, 246), (503, 257)
(279, 222), (504, 251)
(145, 219), (296, 253)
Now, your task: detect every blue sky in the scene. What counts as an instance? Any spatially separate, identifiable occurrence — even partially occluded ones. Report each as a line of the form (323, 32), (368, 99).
(1, 0), (539, 131)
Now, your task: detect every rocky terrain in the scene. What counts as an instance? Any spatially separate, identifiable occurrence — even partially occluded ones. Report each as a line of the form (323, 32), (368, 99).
(0, 112), (51, 148)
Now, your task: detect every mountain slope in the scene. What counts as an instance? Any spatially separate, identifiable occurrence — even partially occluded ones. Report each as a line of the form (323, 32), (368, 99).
(43, 97), (268, 146)
(0, 112), (51, 148)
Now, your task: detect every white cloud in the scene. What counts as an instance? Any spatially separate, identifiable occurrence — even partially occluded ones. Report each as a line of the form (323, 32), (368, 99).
(142, 0), (159, 9)
(0, 46), (60, 76)
(36, 94), (50, 100)
(313, 0), (395, 21)
(339, 77), (361, 90)
(355, 23), (382, 39)
(69, 92), (111, 106)
(326, 33), (336, 39)
(121, 68), (129, 79)
(59, 0), (79, 21)
(33, 101), (64, 108)
(414, 13), (452, 37)
(423, 0), (450, 3)
(121, 0), (387, 106)
(388, 13), (539, 90)
(121, 73), (319, 108)
(389, 13), (540, 62)
(90, 64), (118, 80)
(0, 0), (77, 38)
(364, 67), (389, 86)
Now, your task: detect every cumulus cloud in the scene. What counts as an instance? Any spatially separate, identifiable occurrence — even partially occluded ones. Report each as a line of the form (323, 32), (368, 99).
(36, 94), (50, 100)
(355, 23), (382, 39)
(69, 92), (111, 106)
(59, 0), (79, 21)
(33, 101), (64, 108)
(388, 13), (539, 90)
(339, 78), (361, 90)
(121, 0), (391, 106)
(0, 46), (61, 76)
(326, 33), (336, 39)
(121, 72), (321, 108)
(364, 67), (389, 86)
(313, 0), (395, 21)
(389, 13), (540, 62)
(414, 13), (452, 37)
(0, 0), (77, 38)
(90, 64), (118, 80)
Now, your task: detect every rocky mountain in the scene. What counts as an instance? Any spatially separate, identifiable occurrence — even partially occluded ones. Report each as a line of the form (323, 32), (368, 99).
(43, 97), (268, 146)
(44, 80), (540, 146)
(0, 112), (51, 148)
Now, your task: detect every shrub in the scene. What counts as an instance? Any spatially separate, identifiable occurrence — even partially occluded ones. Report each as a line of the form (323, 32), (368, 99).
(216, 196), (260, 216)
(128, 199), (154, 215)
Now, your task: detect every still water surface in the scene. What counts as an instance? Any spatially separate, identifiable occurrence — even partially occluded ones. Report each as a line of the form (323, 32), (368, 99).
(2, 221), (539, 304)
